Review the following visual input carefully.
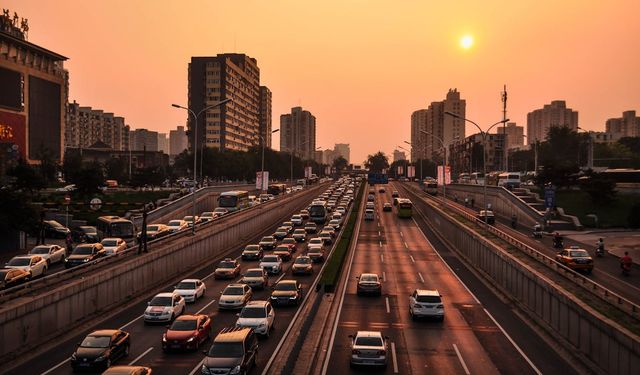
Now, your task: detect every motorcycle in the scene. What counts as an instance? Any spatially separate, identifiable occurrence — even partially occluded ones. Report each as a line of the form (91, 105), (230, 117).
(621, 263), (631, 276)
(595, 244), (605, 257)
(533, 225), (543, 239)
(553, 237), (564, 249)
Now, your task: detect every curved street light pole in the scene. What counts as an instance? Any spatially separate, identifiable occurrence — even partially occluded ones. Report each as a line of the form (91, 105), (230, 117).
(258, 129), (279, 191)
(420, 130), (448, 202)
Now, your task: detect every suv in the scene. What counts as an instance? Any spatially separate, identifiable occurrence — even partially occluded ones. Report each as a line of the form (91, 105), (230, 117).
(202, 327), (258, 375)
(409, 289), (444, 320)
(364, 209), (375, 221)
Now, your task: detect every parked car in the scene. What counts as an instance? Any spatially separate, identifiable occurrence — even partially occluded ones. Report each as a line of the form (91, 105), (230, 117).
(555, 246), (594, 274)
(65, 243), (106, 268)
(29, 244), (65, 265)
(0, 268), (30, 289)
(409, 289), (444, 320)
(214, 258), (241, 279)
(70, 329), (130, 372)
(43, 220), (70, 238)
(144, 292), (186, 323)
(291, 255), (313, 275)
(101, 238), (127, 255)
(270, 279), (303, 306)
(174, 279), (206, 303)
(241, 268), (269, 289)
(219, 283), (253, 310)
(202, 327), (258, 375)
(349, 331), (388, 367)
(356, 273), (382, 296)
(235, 300), (276, 337)
(162, 314), (211, 352)
(259, 254), (283, 275)
(242, 244), (263, 260)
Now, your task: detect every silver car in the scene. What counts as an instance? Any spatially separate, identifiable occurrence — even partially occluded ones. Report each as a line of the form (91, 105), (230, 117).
(349, 331), (388, 367)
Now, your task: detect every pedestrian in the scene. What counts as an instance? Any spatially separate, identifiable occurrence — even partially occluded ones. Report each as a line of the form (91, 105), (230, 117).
(65, 233), (73, 256)
(471, 198), (475, 208)
(464, 197), (469, 207)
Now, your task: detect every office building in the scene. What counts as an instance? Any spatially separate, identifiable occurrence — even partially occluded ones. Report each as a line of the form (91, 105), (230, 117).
(393, 149), (406, 162)
(0, 9), (68, 165)
(169, 125), (188, 156)
(188, 53), (271, 152)
(66, 142), (168, 170)
(606, 110), (640, 139)
(65, 101), (130, 151)
(448, 133), (505, 176)
(157, 133), (169, 154)
(496, 122), (525, 150)
(527, 100), (578, 143)
(259, 86), (273, 148)
(333, 143), (350, 163)
(130, 128), (158, 152)
(280, 106), (316, 160)
(410, 109), (428, 162)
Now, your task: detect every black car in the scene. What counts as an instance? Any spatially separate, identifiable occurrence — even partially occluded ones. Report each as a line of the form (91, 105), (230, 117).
(43, 220), (70, 239)
(72, 226), (100, 243)
(0, 268), (30, 289)
(476, 210), (496, 225)
(202, 327), (257, 375)
(71, 329), (130, 372)
(65, 243), (106, 268)
(383, 203), (392, 212)
(137, 223), (171, 242)
(270, 280), (303, 306)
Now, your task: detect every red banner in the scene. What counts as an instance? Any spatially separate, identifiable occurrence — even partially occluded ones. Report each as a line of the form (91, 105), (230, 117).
(0, 110), (26, 158)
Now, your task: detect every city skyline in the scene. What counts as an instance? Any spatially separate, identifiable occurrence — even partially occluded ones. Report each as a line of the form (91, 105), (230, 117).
(4, 0), (639, 164)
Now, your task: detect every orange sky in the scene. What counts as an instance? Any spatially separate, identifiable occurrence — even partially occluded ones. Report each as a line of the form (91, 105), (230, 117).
(5, 0), (639, 164)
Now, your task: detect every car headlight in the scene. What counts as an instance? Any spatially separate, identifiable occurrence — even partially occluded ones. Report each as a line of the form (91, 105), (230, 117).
(162, 335), (167, 342)
(95, 355), (106, 361)
(82, 258), (89, 262)
(70, 353), (76, 361)
(270, 296), (277, 299)
(230, 365), (242, 374)
(187, 337), (195, 342)
(289, 296), (297, 299)
(201, 365), (211, 375)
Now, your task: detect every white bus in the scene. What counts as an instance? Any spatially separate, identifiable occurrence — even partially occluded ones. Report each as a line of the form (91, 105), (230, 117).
(309, 201), (328, 224)
(218, 191), (250, 212)
(497, 172), (521, 190)
(470, 172), (485, 185)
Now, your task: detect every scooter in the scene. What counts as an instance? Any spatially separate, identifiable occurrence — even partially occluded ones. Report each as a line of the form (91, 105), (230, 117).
(533, 225), (543, 239)
(621, 263), (631, 276)
(595, 244), (605, 257)
(553, 237), (564, 249)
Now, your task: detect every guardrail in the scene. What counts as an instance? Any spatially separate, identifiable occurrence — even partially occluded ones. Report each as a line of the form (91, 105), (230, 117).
(405, 183), (640, 321)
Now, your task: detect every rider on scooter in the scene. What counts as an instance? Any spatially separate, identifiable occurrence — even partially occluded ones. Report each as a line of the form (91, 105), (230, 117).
(621, 251), (632, 274)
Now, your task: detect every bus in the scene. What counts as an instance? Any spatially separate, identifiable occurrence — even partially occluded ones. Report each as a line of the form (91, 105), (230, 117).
(218, 191), (250, 212)
(423, 179), (438, 195)
(309, 201), (328, 224)
(497, 172), (521, 190)
(367, 173), (389, 185)
(396, 199), (413, 218)
(267, 183), (287, 195)
(96, 216), (136, 246)
(470, 172), (485, 185)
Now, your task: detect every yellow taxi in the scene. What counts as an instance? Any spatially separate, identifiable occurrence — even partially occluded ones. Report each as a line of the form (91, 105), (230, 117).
(555, 246), (593, 274)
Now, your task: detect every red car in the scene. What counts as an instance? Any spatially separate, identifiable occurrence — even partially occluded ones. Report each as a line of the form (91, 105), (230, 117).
(162, 314), (211, 351)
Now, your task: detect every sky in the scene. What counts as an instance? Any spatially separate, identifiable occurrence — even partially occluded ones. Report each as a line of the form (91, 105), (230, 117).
(5, 0), (639, 164)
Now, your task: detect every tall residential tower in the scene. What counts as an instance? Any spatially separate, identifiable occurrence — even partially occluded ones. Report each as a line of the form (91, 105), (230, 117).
(280, 107), (316, 160)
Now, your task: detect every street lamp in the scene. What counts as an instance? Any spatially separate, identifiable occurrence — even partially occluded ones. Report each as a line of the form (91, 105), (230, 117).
(404, 140), (424, 181)
(445, 111), (509, 220)
(420, 130), (448, 201)
(257, 129), (279, 191)
(171, 98), (232, 235)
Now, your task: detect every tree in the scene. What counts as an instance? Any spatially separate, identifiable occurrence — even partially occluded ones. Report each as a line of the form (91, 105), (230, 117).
(130, 166), (166, 187)
(62, 151), (83, 183)
(535, 127), (584, 188)
(579, 171), (616, 205)
(0, 189), (40, 237)
(365, 152), (389, 173)
(70, 161), (105, 196)
(7, 159), (45, 192)
(105, 157), (128, 183)
(628, 203), (640, 229)
(332, 156), (348, 172)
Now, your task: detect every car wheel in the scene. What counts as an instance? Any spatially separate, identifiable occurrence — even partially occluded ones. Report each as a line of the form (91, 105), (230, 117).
(46, 259), (51, 266)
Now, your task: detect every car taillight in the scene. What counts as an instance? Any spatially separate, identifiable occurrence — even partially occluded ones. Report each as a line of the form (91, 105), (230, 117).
(352, 349), (361, 355)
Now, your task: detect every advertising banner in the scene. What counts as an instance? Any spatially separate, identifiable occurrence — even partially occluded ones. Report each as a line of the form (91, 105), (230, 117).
(397, 165), (404, 176)
(256, 171), (269, 190)
(0, 110), (26, 159)
(304, 166), (313, 179)
(445, 165), (451, 184)
(256, 172), (262, 190)
(324, 166), (331, 175)
(407, 165), (415, 178)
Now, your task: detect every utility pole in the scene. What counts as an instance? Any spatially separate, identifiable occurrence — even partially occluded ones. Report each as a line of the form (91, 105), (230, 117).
(501, 84), (508, 171)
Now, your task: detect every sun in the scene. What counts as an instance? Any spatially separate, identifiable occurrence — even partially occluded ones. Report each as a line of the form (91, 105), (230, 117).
(460, 35), (474, 49)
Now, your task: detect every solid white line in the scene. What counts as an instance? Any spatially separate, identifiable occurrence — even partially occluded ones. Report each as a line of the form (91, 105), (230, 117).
(128, 347), (153, 366)
(418, 272), (424, 283)
(380, 254), (384, 263)
(119, 314), (143, 330)
(379, 240), (382, 247)
(404, 241), (409, 249)
(201, 268), (218, 282)
(189, 359), (205, 375)
(40, 358), (70, 375)
(400, 231), (404, 238)
(391, 341), (399, 373)
(410, 255), (415, 263)
(453, 344), (471, 375)
(196, 298), (218, 314)
(385, 297), (390, 313)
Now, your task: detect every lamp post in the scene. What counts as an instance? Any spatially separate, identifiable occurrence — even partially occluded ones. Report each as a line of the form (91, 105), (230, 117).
(257, 129), (279, 191)
(171, 98), (232, 235)
(404, 140), (423, 181)
(420, 130), (448, 201)
(445, 111), (509, 220)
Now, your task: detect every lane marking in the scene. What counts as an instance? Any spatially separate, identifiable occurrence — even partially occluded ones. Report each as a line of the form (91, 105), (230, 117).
(400, 231), (404, 238)
(128, 347), (153, 366)
(120, 315), (143, 330)
(453, 344), (470, 375)
(275, 272), (287, 284)
(189, 359), (205, 375)
(196, 298), (218, 314)
(418, 272), (424, 283)
(385, 297), (390, 313)
(404, 241), (409, 249)
(380, 254), (384, 263)
(382, 271), (386, 281)
(410, 255), (415, 263)
(201, 268), (218, 282)
(41, 358), (69, 375)
(378, 231), (381, 237)
(391, 341), (399, 373)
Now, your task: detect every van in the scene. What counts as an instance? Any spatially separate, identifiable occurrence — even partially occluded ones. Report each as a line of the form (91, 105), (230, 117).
(202, 327), (258, 374)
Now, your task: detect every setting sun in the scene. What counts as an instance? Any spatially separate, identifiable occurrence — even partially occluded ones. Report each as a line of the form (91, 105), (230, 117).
(460, 34), (474, 49)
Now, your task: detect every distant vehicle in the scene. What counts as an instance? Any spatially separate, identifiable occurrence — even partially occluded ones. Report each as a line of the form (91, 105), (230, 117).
(101, 238), (127, 255)
(174, 279), (206, 303)
(214, 258), (241, 279)
(270, 280), (303, 306)
(357, 273), (382, 296)
(555, 246), (594, 274)
(236, 301), (275, 337)
(281, 237), (298, 252)
(183, 215), (201, 227)
(105, 179), (119, 188)
(242, 268), (269, 289)
(424, 180), (438, 195)
(273, 227), (289, 240)
(364, 209), (375, 221)
(396, 199), (413, 218)
(309, 201), (328, 224)
(167, 219), (188, 233)
(391, 191), (399, 198)
(383, 203), (392, 212)
(242, 244), (263, 260)
(259, 193), (270, 203)
(102, 366), (152, 375)
(328, 219), (341, 231)
(367, 194), (375, 202)
(297, 178), (307, 186)
(259, 236), (277, 250)
(72, 225), (100, 243)
(497, 172), (522, 189)
(5, 255), (47, 278)
(259, 254), (283, 275)
(476, 210), (495, 224)
(29, 244), (65, 265)
(219, 283), (253, 310)
(299, 209), (310, 220)
(96, 216), (136, 246)
(202, 327), (258, 375)
(378, 187), (385, 193)
(144, 292), (186, 323)
(218, 190), (250, 212)
(292, 255), (314, 275)
(409, 289), (444, 320)
(470, 172), (485, 185)
(138, 223), (171, 242)
(70, 329), (130, 372)
(0, 268), (30, 289)
(291, 214), (303, 226)
(273, 245), (293, 261)
(349, 331), (388, 367)
(162, 314), (211, 352)
(55, 184), (76, 192)
(43, 220), (70, 239)
(267, 183), (287, 196)
(367, 173), (389, 185)
(65, 243), (106, 268)
(318, 231), (333, 245)
(213, 207), (229, 217)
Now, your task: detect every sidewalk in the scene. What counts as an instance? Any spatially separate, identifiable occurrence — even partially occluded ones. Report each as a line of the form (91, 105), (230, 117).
(556, 229), (640, 265)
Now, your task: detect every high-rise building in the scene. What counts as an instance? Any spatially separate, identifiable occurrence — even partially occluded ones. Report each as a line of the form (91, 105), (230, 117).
(280, 107), (316, 160)
(130, 129), (158, 151)
(157, 133), (169, 154)
(259, 86), (273, 148)
(448, 133), (505, 175)
(410, 89), (466, 162)
(188, 53), (268, 152)
(322, 149), (337, 164)
(0, 10), (68, 165)
(527, 100), (578, 143)
(169, 125), (188, 156)
(393, 149), (406, 162)
(606, 110), (640, 139)
(496, 122), (524, 150)
(333, 143), (350, 163)
(65, 101), (130, 151)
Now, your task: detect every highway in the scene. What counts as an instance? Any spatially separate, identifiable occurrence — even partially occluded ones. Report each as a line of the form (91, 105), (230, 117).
(325, 182), (578, 375)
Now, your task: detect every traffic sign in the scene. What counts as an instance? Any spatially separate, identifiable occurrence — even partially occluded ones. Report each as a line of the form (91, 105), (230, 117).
(90, 198), (102, 211)
(64, 195), (71, 204)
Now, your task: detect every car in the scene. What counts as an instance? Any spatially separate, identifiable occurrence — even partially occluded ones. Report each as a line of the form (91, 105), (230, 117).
(292, 229), (307, 242)
(318, 231), (333, 245)
(214, 258), (241, 279)
(391, 191), (399, 197)
(476, 210), (496, 224)
(281, 221), (294, 232)
(0, 268), (30, 289)
(291, 215), (303, 226)
(409, 289), (444, 320)
(65, 243), (106, 268)
(162, 314), (211, 352)
(291, 255), (313, 275)
(259, 236), (277, 250)
(259, 254), (283, 275)
(71, 226), (100, 243)
(304, 222), (318, 234)
(102, 366), (152, 375)
(56, 184), (77, 192)
(259, 193), (270, 202)
(273, 227), (289, 240)
(29, 244), (65, 265)
(270, 280), (303, 306)
(335, 207), (346, 215)
(213, 207), (229, 217)
(365, 202), (375, 210)
(356, 273), (382, 296)
(383, 203), (392, 212)
(555, 246), (594, 274)
(273, 245), (293, 261)
(299, 210), (310, 220)
(200, 212), (215, 222)
(137, 223), (171, 241)
(144, 292), (186, 323)
(281, 237), (298, 252)
(241, 244), (263, 260)
(367, 194), (375, 202)
(393, 197), (399, 206)
(167, 219), (188, 233)
(322, 226), (336, 237)
(364, 209), (375, 221)
(43, 220), (70, 238)
(241, 268), (269, 289)
(183, 215), (202, 227)
(349, 331), (388, 367)
(328, 219), (341, 231)
(174, 279), (207, 303)
(378, 187), (386, 193)
(70, 329), (130, 372)
(236, 300), (276, 337)
(307, 246), (325, 263)
(201, 327), (258, 375)
(101, 238), (127, 256)
(219, 283), (253, 310)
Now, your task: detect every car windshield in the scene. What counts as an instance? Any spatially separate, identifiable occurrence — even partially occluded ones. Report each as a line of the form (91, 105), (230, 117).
(305, 223), (316, 227)
(275, 246), (290, 252)
(416, 295), (441, 303)
(245, 270), (263, 277)
(30, 247), (51, 254)
(245, 245), (259, 251)
(176, 281), (196, 289)
(48, 221), (63, 228)
(150, 296), (173, 306)
(218, 195), (238, 208)
(214, 208), (227, 213)
(262, 256), (278, 262)
(147, 225), (161, 231)
(110, 223), (133, 236)
(570, 250), (589, 257)
(283, 239), (296, 244)
(170, 319), (197, 331)
(101, 240), (118, 247)
(295, 257), (311, 264)
(223, 287), (244, 295)
(208, 342), (244, 358)
(241, 307), (266, 318)
(201, 213), (213, 218)
(355, 337), (383, 347)
(218, 261), (236, 269)
(310, 239), (322, 244)
(294, 229), (305, 234)
(72, 247), (94, 255)
(81, 227), (97, 234)
(184, 216), (194, 222)
(80, 335), (111, 348)
(261, 237), (274, 242)
(292, 215), (301, 219)
(275, 282), (297, 291)
(168, 221), (182, 226)
(7, 258), (30, 266)
(360, 275), (378, 282)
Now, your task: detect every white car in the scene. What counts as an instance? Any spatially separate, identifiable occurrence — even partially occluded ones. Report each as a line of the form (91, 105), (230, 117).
(308, 237), (324, 249)
(218, 283), (253, 310)
(167, 219), (188, 233)
(55, 184), (76, 192)
(29, 244), (65, 265)
(213, 208), (229, 217)
(335, 207), (346, 215)
(291, 215), (303, 226)
(409, 289), (444, 320)
(174, 278), (206, 303)
(259, 254), (283, 275)
(5, 255), (48, 278)
(236, 300), (275, 337)
(100, 238), (127, 255)
(349, 331), (388, 367)
(200, 212), (215, 222)
(364, 209), (375, 221)
(144, 292), (186, 323)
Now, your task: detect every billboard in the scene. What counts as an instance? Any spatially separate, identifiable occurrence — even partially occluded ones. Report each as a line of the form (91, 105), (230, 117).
(304, 166), (313, 178)
(29, 76), (62, 160)
(256, 171), (269, 190)
(407, 165), (415, 178)
(397, 165), (404, 176)
(0, 111), (26, 159)
(437, 165), (452, 185)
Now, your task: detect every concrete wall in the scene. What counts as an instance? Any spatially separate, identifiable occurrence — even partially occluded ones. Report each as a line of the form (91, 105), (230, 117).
(0, 184), (324, 363)
(411, 191), (640, 375)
